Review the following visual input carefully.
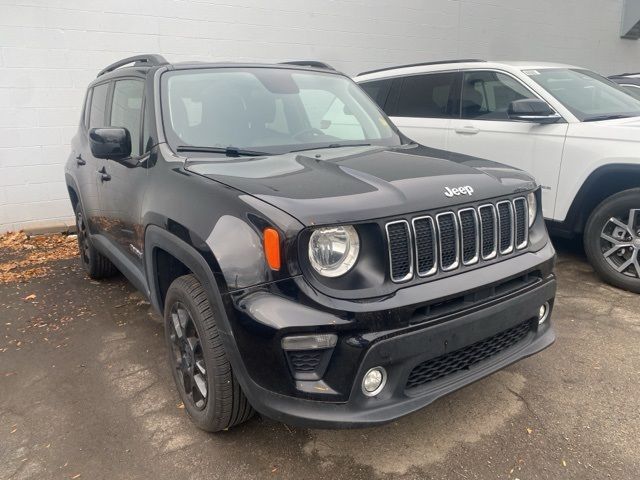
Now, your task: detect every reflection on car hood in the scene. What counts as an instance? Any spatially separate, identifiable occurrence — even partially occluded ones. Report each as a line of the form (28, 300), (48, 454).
(569, 115), (640, 142)
(185, 144), (536, 226)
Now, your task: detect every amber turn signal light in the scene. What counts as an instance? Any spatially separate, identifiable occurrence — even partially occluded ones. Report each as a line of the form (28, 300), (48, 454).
(263, 228), (281, 271)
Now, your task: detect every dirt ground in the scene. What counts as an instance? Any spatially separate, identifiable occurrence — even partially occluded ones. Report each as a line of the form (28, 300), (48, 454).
(1, 233), (639, 480)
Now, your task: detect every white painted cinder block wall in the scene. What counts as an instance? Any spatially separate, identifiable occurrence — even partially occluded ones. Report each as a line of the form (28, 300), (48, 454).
(1, 0), (639, 233)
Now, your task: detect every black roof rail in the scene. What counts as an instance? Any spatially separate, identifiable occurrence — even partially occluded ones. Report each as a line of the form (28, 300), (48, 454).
(357, 59), (486, 77)
(615, 72), (640, 77)
(97, 54), (169, 78)
(281, 60), (336, 71)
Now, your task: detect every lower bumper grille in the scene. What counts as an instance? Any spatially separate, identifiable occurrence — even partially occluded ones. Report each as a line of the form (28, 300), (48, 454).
(405, 319), (533, 390)
(287, 351), (322, 372)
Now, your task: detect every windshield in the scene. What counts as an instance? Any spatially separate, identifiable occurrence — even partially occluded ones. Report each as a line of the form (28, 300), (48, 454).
(161, 68), (403, 155)
(523, 68), (640, 121)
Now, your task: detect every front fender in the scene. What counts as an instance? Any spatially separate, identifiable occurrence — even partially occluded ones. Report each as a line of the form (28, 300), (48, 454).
(144, 225), (227, 315)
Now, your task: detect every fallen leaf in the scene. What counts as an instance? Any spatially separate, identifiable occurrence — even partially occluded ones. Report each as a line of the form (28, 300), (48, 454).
(23, 294), (36, 300)
(562, 460), (567, 467)
(177, 402), (185, 409)
(526, 427), (533, 434)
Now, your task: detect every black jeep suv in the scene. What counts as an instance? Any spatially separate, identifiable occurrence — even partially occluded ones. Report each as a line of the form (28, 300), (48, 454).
(65, 54), (556, 431)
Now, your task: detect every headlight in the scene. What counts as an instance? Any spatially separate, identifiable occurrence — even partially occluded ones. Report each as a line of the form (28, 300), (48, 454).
(308, 225), (360, 277)
(527, 191), (537, 227)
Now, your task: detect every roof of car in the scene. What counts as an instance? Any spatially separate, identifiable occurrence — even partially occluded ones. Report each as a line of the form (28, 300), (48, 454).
(168, 61), (343, 74)
(90, 54), (343, 86)
(355, 60), (582, 81)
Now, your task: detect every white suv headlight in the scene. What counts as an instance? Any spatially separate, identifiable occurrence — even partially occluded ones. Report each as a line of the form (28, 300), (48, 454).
(308, 226), (360, 277)
(527, 191), (537, 227)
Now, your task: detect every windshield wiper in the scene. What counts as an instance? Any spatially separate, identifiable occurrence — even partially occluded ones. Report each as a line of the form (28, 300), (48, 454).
(289, 143), (372, 154)
(583, 114), (633, 122)
(176, 145), (269, 157)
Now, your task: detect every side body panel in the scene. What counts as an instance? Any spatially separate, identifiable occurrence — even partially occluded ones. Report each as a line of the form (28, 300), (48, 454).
(446, 119), (568, 218)
(554, 121), (640, 222)
(97, 76), (149, 270)
(69, 87), (102, 233)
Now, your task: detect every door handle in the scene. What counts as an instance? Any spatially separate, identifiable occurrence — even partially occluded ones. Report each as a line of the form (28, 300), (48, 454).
(76, 154), (86, 166)
(454, 126), (480, 135)
(98, 167), (111, 182)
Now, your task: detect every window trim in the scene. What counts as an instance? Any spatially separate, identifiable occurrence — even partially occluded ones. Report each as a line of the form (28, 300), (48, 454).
(140, 95), (148, 155)
(82, 88), (93, 130)
(459, 68), (566, 123)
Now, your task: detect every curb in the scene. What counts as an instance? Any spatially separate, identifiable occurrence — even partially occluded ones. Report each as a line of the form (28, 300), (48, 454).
(22, 219), (77, 237)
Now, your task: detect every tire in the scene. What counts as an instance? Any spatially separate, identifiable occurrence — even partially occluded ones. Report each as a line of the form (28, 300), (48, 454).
(164, 274), (254, 432)
(74, 203), (117, 279)
(584, 188), (640, 293)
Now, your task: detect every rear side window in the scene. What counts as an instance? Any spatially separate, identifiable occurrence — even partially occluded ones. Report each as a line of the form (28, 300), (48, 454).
(395, 73), (458, 118)
(110, 79), (144, 156)
(461, 71), (536, 120)
(360, 79), (392, 109)
(89, 83), (109, 128)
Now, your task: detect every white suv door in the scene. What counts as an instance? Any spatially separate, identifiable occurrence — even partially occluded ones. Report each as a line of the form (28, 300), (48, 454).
(446, 70), (568, 218)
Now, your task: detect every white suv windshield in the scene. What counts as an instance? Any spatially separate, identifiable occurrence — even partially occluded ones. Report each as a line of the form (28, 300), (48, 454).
(161, 68), (402, 154)
(524, 68), (640, 121)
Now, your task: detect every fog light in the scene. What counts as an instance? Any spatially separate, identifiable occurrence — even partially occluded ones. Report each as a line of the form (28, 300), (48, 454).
(362, 367), (386, 397)
(538, 302), (550, 324)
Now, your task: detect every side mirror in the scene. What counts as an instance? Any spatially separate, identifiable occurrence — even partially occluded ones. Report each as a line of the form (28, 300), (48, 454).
(507, 99), (561, 124)
(89, 127), (131, 160)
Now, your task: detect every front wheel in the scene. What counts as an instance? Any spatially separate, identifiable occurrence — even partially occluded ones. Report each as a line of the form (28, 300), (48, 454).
(584, 188), (640, 293)
(164, 274), (254, 431)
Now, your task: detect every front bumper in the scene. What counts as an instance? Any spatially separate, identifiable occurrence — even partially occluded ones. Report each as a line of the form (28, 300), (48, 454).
(222, 243), (557, 428)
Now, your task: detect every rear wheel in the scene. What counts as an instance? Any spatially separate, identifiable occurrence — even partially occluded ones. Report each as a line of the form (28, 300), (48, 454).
(584, 188), (640, 293)
(74, 203), (117, 279)
(164, 274), (254, 431)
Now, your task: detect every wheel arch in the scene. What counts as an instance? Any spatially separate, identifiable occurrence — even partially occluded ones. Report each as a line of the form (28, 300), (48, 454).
(144, 224), (229, 320)
(144, 224), (265, 410)
(559, 164), (640, 236)
(65, 173), (81, 212)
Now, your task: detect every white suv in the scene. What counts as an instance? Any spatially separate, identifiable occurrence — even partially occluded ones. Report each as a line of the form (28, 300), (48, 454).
(355, 60), (640, 293)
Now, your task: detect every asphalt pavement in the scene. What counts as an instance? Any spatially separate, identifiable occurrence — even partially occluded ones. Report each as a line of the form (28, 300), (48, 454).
(1, 238), (639, 479)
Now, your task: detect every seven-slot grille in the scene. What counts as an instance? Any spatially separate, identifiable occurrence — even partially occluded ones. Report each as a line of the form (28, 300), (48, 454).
(387, 197), (528, 283)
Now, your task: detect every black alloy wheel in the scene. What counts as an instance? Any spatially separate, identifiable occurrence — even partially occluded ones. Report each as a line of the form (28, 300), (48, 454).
(163, 274), (254, 431)
(73, 203), (117, 279)
(168, 301), (208, 410)
(76, 209), (91, 267)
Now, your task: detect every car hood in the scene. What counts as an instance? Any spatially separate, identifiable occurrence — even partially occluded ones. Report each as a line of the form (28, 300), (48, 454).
(185, 144), (536, 226)
(569, 115), (640, 141)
